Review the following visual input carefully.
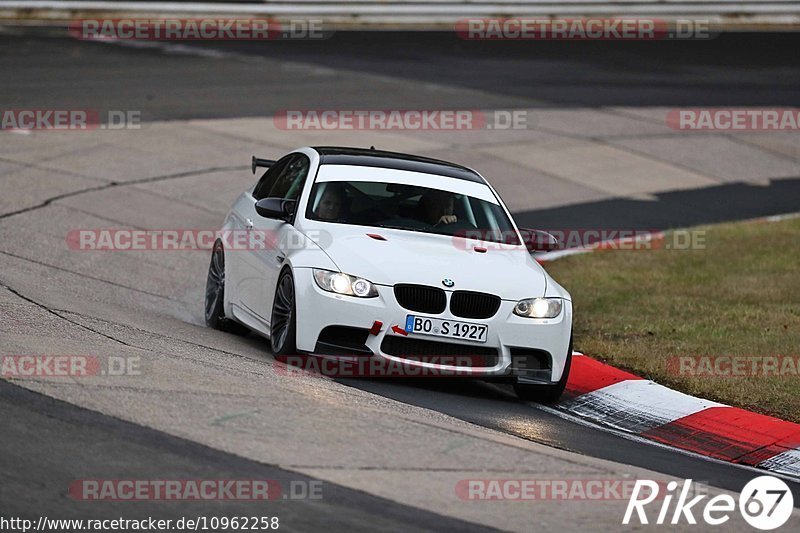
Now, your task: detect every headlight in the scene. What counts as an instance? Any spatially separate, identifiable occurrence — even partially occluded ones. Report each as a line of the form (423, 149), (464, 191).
(514, 297), (562, 318)
(313, 269), (378, 298)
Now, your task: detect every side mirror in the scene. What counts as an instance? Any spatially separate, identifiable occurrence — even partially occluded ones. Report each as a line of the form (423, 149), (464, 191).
(255, 198), (296, 221)
(519, 228), (560, 253)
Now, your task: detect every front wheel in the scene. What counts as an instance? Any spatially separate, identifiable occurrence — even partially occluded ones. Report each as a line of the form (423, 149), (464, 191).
(270, 269), (297, 356)
(204, 240), (249, 335)
(513, 335), (573, 403)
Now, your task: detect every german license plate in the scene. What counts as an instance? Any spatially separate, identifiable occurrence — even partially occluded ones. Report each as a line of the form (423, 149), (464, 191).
(404, 315), (488, 343)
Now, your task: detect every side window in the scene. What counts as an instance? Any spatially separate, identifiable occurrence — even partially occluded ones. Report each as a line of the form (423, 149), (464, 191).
(252, 156), (291, 200)
(266, 154), (310, 201)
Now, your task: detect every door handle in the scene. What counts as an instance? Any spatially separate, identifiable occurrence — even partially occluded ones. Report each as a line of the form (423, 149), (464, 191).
(245, 218), (254, 230)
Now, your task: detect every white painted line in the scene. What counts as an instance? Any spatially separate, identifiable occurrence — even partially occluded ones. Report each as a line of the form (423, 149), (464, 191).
(562, 379), (724, 434)
(535, 247), (593, 262)
(100, 38), (230, 58)
(765, 212), (800, 223)
(537, 212), (800, 263)
(535, 231), (663, 263)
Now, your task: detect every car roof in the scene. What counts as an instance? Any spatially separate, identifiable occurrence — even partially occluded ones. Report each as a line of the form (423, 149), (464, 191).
(312, 146), (486, 184)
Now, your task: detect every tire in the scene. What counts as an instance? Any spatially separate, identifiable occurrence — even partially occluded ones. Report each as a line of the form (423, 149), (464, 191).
(513, 335), (573, 403)
(270, 268), (297, 356)
(204, 240), (249, 335)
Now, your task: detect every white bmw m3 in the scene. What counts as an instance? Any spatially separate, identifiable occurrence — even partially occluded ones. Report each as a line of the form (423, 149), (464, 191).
(205, 147), (573, 401)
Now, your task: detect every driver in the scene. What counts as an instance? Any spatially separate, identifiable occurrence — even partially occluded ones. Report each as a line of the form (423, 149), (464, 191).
(419, 190), (457, 225)
(315, 184), (345, 221)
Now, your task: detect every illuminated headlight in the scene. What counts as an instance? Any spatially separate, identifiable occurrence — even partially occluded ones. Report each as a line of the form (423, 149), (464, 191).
(313, 269), (378, 298)
(514, 298), (562, 318)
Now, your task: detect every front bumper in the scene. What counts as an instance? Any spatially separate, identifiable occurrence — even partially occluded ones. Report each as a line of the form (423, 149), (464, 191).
(292, 267), (573, 382)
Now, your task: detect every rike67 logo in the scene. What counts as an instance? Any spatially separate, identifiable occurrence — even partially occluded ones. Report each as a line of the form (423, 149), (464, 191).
(623, 476), (794, 529)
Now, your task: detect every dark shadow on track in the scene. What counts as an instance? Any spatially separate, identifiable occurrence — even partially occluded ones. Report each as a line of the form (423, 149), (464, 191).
(176, 31), (800, 108)
(514, 177), (800, 231)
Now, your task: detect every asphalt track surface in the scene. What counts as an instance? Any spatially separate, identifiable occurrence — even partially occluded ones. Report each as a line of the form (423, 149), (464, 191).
(0, 380), (496, 532)
(1, 28), (799, 528)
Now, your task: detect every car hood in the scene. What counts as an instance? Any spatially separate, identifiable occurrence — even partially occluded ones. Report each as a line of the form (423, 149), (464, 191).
(305, 224), (546, 300)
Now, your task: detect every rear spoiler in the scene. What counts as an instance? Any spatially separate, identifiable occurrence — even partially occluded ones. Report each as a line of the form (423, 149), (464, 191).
(251, 156), (276, 174)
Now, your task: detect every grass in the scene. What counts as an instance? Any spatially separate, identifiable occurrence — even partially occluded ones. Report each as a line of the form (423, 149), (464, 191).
(545, 217), (800, 423)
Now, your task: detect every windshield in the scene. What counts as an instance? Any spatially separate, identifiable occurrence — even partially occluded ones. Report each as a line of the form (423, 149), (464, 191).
(306, 180), (521, 245)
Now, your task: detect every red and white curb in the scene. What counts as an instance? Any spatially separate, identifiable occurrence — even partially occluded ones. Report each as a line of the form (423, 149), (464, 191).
(557, 353), (800, 479)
